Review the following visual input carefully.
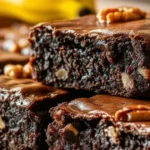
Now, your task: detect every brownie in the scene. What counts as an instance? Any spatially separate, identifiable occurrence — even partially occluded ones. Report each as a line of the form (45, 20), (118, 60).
(30, 15), (150, 97)
(0, 24), (32, 74)
(0, 23), (31, 55)
(0, 75), (92, 150)
(0, 50), (29, 74)
(47, 94), (150, 150)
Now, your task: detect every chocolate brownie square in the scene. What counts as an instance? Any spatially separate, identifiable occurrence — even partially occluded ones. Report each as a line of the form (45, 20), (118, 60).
(30, 15), (150, 97)
(0, 75), (89, 149)
(47, 94), (150, 149)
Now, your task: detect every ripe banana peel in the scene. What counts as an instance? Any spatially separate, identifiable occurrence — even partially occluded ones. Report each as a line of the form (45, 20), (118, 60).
(0, 0), (95, 24)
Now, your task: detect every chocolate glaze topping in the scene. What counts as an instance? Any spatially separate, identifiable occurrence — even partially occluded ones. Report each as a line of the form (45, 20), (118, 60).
(34, 15), (150, 43)
(62, 95), (150, 126)
(0, 50), (28, 66)
(0, 75), (68, 109)
(68, 95), (150, 115)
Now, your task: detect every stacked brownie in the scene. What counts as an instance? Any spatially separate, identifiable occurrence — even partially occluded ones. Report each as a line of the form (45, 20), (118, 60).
(0, 24), (96, 149)
(29, 12), (150, 149)
(0, 24), (30, 74)
(30, 15), (150, 98)
(0, 75), (69, 149)
(1, 8), (150, 150)
(47, 95), (150, 149)
(0, 66), (93, 149)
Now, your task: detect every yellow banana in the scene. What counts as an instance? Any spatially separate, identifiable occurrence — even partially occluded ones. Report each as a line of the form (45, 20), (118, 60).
(0, 0), (95, 24)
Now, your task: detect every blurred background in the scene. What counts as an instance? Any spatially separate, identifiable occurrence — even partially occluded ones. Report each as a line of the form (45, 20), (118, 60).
(0, 0), (95, 26)
(0, 0), (149, 26)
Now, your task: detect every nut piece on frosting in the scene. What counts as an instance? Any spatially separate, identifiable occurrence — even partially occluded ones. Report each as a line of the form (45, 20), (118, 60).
(4, 64), (23, 78)
(22, 63), (32, 78)
(4, 63), (32, 78)
(97, 7), (146, 24)
(115, 105), (150, 122)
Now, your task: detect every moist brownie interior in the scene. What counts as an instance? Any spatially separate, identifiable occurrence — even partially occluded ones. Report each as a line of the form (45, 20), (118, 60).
(0, 75), (70, 149)
(1, 11), (150, 150)
(0, 75), (94, 149)
(30, 15), (150, 97)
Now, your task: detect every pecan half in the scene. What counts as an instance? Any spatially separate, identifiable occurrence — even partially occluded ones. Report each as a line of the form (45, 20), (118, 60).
(97, 7), (146, 24)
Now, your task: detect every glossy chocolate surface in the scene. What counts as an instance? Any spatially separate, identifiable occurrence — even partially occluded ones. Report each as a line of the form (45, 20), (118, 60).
(34, 15), (150, 42)
(0, 75), (68, 109)
(65, 95), (150, 126)
(68, 95), (150, 115)
(0, 50), (28, 66)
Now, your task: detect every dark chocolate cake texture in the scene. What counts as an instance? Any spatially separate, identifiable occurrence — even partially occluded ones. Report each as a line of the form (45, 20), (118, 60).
(30, 15), (150, 97)
(47, 94), (150, 150)
(1, 7), (150, 150)
(0, 75), (92, 150)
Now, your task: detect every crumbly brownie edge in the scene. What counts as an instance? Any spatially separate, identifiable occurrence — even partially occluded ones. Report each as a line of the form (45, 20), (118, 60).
(0, 89), (49, 150)
(30, 25), (150, 97)
(46, 103), (150, 150)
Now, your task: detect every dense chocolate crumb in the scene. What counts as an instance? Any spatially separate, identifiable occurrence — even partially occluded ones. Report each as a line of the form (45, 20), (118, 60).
(0, 75), (93, 149)
(29, 15), (150, 97)
(47, 95), (150, 150)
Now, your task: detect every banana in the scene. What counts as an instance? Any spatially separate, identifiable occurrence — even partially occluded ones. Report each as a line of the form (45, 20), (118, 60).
(0, 0), (95, 24)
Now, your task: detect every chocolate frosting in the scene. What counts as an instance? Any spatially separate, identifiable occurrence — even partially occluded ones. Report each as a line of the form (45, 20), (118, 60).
(34, 15), (150, 43)
(68, 95), (150, 114)
(65, 95), (150, 127)
(0, 75), (68, 109)
(0, 50), (28, 66)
